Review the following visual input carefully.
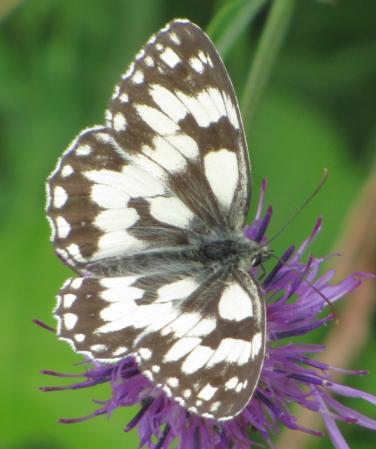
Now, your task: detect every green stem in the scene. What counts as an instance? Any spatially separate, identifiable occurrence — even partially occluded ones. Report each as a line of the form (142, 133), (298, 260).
(241, 0), (297, 131)
(207, 0), (269, 59)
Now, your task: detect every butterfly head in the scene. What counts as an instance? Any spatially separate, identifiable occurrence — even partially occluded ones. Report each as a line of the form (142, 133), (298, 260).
(228, 235), (272, 271)
(249, 244), (272, 267)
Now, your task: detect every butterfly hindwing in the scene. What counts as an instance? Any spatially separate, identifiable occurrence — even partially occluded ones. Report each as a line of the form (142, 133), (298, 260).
(55, 268), (265, 420)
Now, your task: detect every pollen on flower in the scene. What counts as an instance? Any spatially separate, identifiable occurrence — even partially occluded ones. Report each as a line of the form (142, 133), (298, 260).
(41, 180), (376, 449)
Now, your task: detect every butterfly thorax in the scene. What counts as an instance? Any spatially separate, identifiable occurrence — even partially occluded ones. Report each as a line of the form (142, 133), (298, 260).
(196, 234), (271, 270)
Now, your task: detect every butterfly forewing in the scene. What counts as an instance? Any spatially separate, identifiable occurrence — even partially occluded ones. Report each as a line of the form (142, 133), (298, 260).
(46, 126), (202, 273)
(109, 19), (251, 230)
(47, 18), (266, 421)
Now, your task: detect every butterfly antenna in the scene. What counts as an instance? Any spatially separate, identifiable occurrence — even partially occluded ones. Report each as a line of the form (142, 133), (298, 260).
(267, 252), (339, 322)
(267, 168), (329, 245)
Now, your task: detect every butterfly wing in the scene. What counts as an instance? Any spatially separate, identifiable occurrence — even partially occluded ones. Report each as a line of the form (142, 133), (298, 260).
(108, 19), (251, 229)
(46, 127), (202, 274)
(46, 19), (251, 273)
(55, 268), (265, 420)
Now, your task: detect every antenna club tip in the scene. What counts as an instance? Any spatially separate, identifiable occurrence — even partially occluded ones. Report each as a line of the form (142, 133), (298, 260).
(261, 178), (267, 189)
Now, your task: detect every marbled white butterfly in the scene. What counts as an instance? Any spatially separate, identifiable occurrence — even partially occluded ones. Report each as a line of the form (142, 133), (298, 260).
(46, 19), (272, 420)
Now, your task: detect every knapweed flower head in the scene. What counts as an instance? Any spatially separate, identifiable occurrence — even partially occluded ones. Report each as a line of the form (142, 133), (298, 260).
(42, 180), (376, 449)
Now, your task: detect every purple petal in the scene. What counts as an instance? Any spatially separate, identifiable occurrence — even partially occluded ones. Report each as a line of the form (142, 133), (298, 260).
(323, 393), (376, 430)
(327, 382), (376, 406)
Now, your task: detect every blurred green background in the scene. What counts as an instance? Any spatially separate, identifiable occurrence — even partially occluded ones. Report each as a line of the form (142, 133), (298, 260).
(1, 1), (375, 449)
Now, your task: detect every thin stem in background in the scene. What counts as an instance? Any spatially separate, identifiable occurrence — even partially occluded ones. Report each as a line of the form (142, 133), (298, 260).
(241, 0), (297, 131)
(207, 0), (268, 59)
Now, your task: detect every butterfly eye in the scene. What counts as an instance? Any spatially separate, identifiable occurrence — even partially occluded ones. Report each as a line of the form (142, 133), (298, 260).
(251, 254), (262, 267)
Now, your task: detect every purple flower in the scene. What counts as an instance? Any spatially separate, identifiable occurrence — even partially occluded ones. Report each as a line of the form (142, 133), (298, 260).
(41, 180), (376, 449)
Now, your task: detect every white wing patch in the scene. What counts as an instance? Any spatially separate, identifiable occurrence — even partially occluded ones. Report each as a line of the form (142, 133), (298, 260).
(185, 318), (216, 337)
(190, 56), (204, 73)
(53, 186), (68, 208)
(164, 337), (202, 362)
(100, 276), (140, 288)
(251, 332), (263, 359)
(132, 70), (144, 84)
(225, 376), (239, 390)
(94, 231), (146, 261)
(182, 345), (214, 374)
(204, 149), (238, 209)
(76, 144), (92, 156)
(94, 208), (139, 232)
(113, 112), (127, 132)
(61, 164), (74, 177)
(148, 196), (194, 228)
(90, 184), (129, 209)
(135, 104), (179, 134)
(62, 293), (77, 308)
(175, 90), (219, 128)
(157, 277), (199, 302)
(149, 84), (187, 122)
(63, 313), (78, 330)
(218, 282), (253, 321)
(198, 384), (217, 400)
(160, 47), (181, 67)
(164, 134), (199, 159)
(143, 137), (187, 172)
(207, 338), (252, 367)
(55, 216), (71, 239)
(61, 243), (86, 263)
(161, 312), (202, 337)
(86, 166), (166, 201)
(170, 87), (240, 129)
(100, 283), (143, 303)
(99, 302), (178, 334)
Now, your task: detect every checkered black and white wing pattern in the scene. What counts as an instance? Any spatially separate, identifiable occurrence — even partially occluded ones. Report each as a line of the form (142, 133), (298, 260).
(47, 18), (265, 421)
(108, 19), (251, 230)
(46, 19), (250, 273)
(46, 126), (201, 274)
(55, 269), (265, 420)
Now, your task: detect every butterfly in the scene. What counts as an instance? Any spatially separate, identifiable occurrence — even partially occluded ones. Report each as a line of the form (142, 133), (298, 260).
(46, 18), (272, 421)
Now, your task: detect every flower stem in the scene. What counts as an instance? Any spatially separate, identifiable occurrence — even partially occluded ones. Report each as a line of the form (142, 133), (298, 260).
(241, 0), (297, 131)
